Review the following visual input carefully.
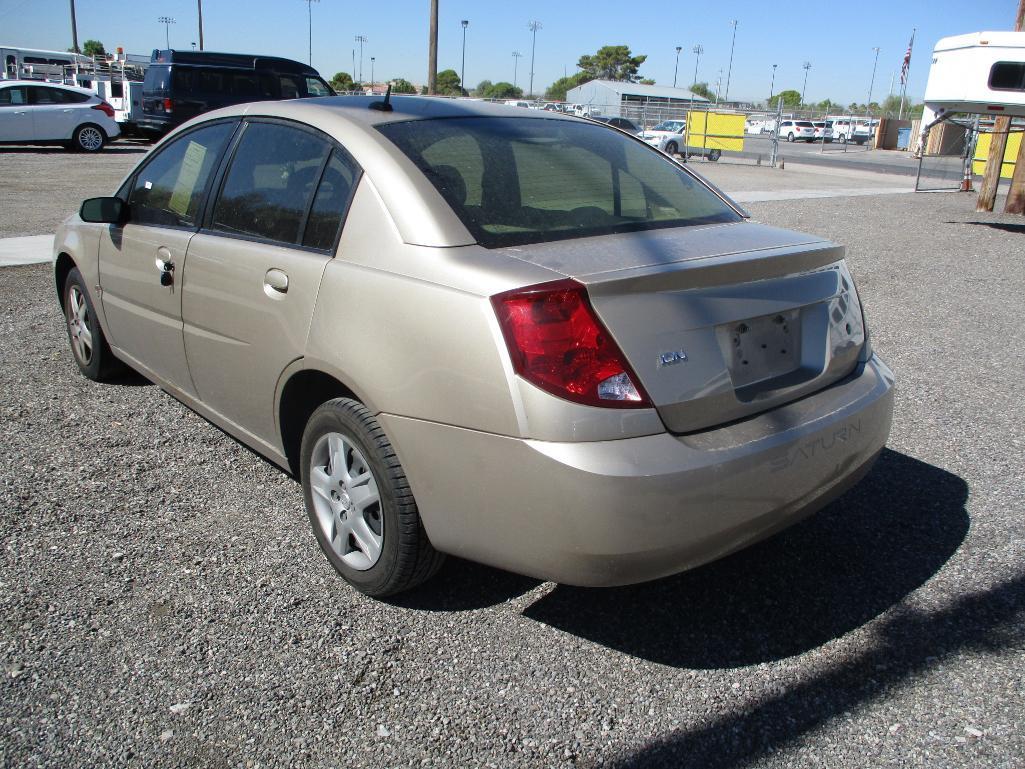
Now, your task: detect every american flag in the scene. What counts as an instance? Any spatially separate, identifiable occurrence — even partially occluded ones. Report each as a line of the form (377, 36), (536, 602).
(900, 30), (915, 85)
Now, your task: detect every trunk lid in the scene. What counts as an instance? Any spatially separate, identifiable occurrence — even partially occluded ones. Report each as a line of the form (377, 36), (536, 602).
(497, 222), (867, 433)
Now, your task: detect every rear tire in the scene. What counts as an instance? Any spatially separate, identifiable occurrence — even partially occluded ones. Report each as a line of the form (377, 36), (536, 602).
(71, 123), (106, 153)
(301, 398), (444, 597)
(708, 148), (721, 162)
(63, 267), (124, 381)
(787, 132), (795, 143)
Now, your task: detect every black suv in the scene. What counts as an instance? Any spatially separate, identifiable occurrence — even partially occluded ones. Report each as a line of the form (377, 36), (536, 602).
(137, 49), (334, 137)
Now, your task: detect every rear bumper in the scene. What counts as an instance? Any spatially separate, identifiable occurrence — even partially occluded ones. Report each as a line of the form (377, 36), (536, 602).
(381, 354), (894, 586)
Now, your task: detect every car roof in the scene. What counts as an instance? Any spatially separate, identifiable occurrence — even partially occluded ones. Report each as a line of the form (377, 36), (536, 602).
(0, 79), (96, 95)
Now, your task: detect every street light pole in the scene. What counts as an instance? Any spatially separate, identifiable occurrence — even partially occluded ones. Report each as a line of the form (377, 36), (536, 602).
(691, 45), (702, 89)
(528, 20), (542, 99)
(801, 61), (811, 108)
(460, 20), (469, 96)
(354, 35), (367, 84)
(69, 0), (80, 53)
(867, 46), (880, 110)
(158, 17), (176, 49)
(512, 51), (522, 90)
(302, 0), (319, 66)
(673, 46), (682, 88)
(769, 63), (777, 102)
(197, 0), (204, 50)
(724, 19), (738, 102)
(370, 57), (375, 90)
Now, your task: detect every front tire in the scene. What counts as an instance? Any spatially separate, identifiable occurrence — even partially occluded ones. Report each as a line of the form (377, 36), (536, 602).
(63, 267), (123, 380)
(787, 132), (795, 143)
(301, 398), (444, 597)
(71, 123), (106, 153)
(708, 148), (721, 161)
(664, 141), (678, 155)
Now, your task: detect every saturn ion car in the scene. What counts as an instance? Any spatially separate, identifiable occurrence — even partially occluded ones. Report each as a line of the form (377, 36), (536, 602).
(54, 97), (894, 597)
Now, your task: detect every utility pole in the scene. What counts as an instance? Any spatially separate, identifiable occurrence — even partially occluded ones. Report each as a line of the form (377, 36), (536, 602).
(512, 51), (522, 90)
(769, 63), (777, 102)
(460, 20), (469, 96)
(197, 0), (204, 50)
(370, 57), (375, 90)
(997, 0), (1025, 213)
(673, 46), (682, 88)
(428, 0), (438, 95)
(715, 68), (722, 103)
(801, 61), (811, 108)
(528, 20), (542, 99)
(867, 47), (880, 110)
(69, 0), (80, 53)
(724, 20), (738, 103)
(691, 44), (702, 89)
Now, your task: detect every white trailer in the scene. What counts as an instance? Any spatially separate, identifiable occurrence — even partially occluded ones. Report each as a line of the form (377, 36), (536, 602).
(922, 31), (1025, 122)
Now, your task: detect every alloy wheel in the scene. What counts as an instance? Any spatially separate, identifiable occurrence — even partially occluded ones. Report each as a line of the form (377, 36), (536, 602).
(66, 285), (93, 365)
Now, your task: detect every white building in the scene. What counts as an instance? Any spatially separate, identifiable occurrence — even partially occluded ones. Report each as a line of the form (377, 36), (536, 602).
(565, 79), (709, 118)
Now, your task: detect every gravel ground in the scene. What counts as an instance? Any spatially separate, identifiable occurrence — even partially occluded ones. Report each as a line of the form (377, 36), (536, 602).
(1, 151), (1024, 768)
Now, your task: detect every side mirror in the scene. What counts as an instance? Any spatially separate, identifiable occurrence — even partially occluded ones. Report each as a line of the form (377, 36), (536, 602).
(80, 197), (127, 225)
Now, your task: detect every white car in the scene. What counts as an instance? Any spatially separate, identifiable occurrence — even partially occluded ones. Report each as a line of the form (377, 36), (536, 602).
(778, 120), (816, 143)
(812, 121), (834, 142)
(640, 119), (687, 155)
(0, 80), (120, 152)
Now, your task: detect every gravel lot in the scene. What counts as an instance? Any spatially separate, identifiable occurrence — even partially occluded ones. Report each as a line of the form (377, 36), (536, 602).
(2, 149), (1024, 768)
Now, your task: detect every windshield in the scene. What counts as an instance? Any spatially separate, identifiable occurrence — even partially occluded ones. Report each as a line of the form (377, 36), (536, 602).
(652, 121), (684, 132)
(378, 117), (740, 248)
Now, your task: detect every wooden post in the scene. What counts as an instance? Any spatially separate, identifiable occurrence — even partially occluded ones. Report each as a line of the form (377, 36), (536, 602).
(977, 116), (1011, 212)
(427, 0), (438, 95)
(1002, 0), (1025, 213)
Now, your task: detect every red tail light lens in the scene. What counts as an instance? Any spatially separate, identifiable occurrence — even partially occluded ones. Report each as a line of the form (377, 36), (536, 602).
(92, 101), (115, 118)
(491, 279), (651, 409)
(163, 98), (173, 113)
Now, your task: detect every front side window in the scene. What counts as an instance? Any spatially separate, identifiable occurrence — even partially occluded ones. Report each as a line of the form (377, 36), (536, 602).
(211, 121), (331, 244)
(989, 61), (1025, 91)
(128, 121), (235, 228)
(379, 117), (740, 248)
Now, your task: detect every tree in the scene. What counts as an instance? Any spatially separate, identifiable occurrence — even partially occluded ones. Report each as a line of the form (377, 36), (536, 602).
(330, 72), (355, 92)
(389, 78), (417, 94)
(577, 45), (647, 83)
(817, 98), (838, 111)
(881, 95), (902, 115)
(776, 89), (802, 107)
(689, 82), (715, 100)
(435, 68), (463, 96)
(545, 72), (589, 102)
(481, 81), (523, 99)
(639, 78), (655, 85)
(82, 40), (106, 58)
(475, 79), (493, 96)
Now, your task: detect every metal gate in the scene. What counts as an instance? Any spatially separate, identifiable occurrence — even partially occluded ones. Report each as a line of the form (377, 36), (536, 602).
(915, 119), (977, 192)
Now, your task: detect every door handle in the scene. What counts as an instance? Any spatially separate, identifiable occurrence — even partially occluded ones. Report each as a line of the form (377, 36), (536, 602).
(264, 269), (289, 293)
(155, 252), (175, 286)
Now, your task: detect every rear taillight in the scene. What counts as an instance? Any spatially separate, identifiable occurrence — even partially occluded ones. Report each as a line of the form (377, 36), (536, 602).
(92, 101), (115, 118)
(491, 279), (651, 409)
(163, 97), (173, 113)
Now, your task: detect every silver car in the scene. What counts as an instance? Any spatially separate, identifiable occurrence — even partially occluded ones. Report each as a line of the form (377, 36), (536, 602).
(54, 97), (894, 597)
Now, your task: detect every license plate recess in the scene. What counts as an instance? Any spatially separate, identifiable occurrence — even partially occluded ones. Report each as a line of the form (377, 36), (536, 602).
(720, 309), (801, 389)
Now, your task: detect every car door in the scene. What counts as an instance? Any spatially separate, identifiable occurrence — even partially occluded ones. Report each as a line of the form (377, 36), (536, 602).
(98, 120), (237, 394)
(25, 86), (76, 140)
(182, 120), (360, 446)
(0, 85), (32, 140)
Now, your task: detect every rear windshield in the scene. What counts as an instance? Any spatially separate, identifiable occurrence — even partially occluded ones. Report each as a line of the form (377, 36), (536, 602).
(796, 121), (814, 128)
(378, 117), (740, 248)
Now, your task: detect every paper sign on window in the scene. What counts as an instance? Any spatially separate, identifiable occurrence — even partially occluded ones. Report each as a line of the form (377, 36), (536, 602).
(168, 141), (208, 217)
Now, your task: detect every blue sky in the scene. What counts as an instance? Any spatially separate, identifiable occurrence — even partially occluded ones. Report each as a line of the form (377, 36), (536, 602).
(0, 0), (1013, 103)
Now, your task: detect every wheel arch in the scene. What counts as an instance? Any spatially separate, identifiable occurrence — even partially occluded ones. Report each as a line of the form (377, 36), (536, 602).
(54, 252), (77, 309)
(278, 367), (362, 478)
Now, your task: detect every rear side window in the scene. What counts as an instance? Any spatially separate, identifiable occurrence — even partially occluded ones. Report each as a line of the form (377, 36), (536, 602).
(212, 122), (331, 244)
(305, 77), (332, 97)
(990, 61), (1025, 91)
(303, 150), (360, 250)
(0, 86), (28, 105)
(379, 117), (740, 248)
(128, 122), (235, 227)
(279, 76), (300, 99)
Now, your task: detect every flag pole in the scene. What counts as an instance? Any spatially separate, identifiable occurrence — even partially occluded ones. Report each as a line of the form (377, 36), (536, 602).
(898, 28), (915, 120)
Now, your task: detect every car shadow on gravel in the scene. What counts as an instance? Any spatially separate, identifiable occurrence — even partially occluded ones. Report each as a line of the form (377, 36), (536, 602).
(603, 569), (1025, 769)
(521, 448), (969, 668)
(949, 220), (1025, 235)
(386, 559), (542, 612)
